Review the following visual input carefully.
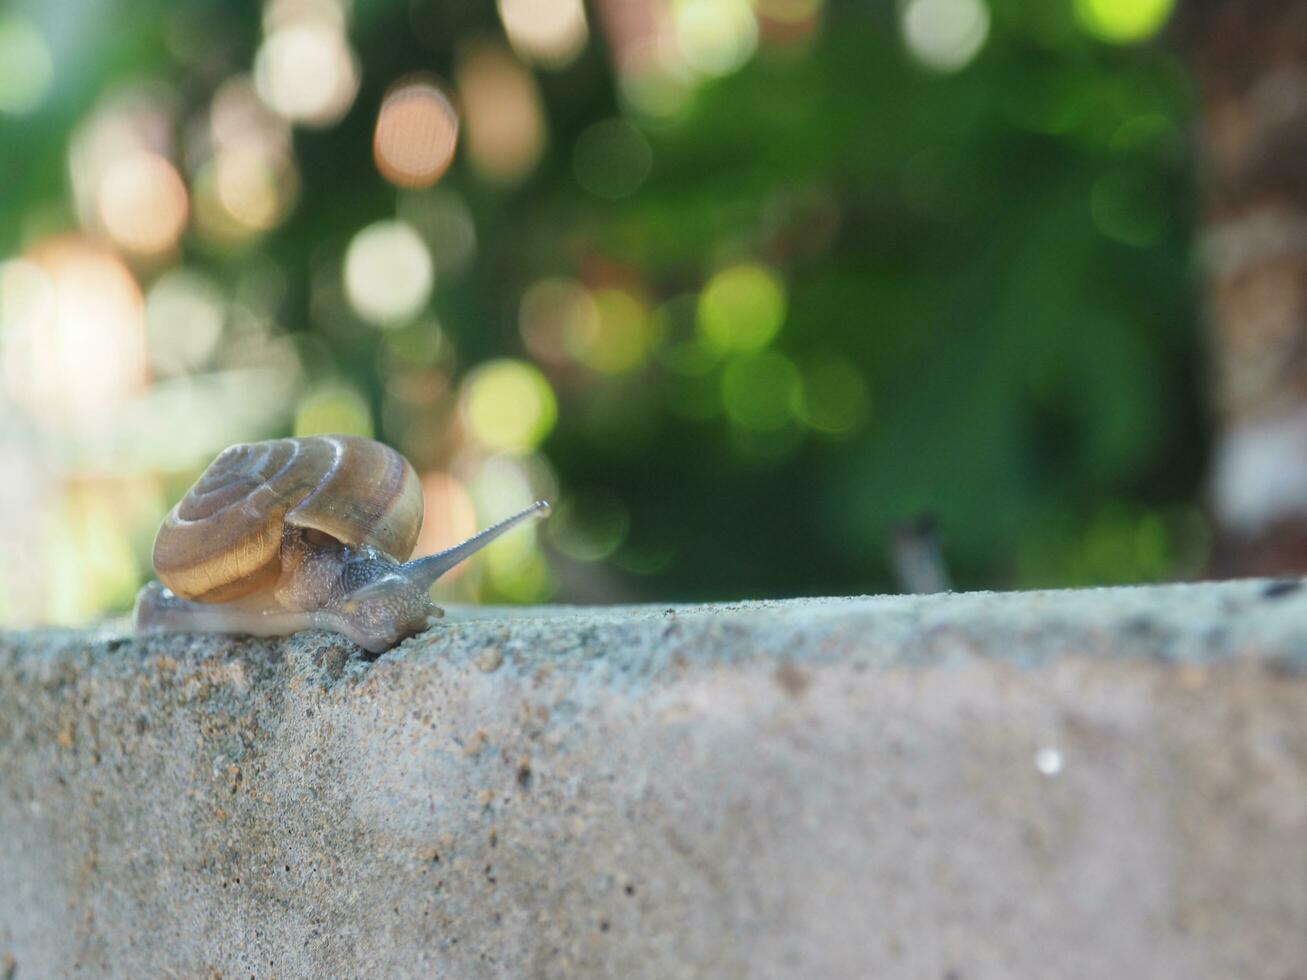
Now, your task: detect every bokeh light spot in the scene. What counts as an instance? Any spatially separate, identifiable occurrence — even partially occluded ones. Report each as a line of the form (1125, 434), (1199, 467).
(549, 487), (630, 561)
(66, 89), (177, 239)
(520, 277), (599, 366)
(263, 0), (347, 32)
(0, 13), (53, 115)
(97, 152), (189, 256)
(698, 263), (787, 353)
(455, 41), (546, 185)
(211, 75), (291, 153)
(756, 0), (824, 28)
(294, 383), (373, 437)
(570, 288), (657, 373)
(721, 351), (801, 431)
(901, 0), (990, 73)
(145, 270), (225, 376)
(381, 319), (451, 370)
(497, 0), (590, 69)
(488, 549), (552, 601)
(374, 79), (459, 189)
(1017, 504), (1185, 588)
(1, 237), (147, 431)
(798, 358), (870, 435)
(461, 359), (558, 451)
(619, 58), (696, 120)
(255, 21), (359, 126)
(344, 220), (434, 327)
(49, 481), (149, 624)
(0, 259), (54, 337)
(1075, 0), (1174, 44)
(206, 144), (300, 238)
(673, 0), (759, 77)
(573, 119), (653, 200)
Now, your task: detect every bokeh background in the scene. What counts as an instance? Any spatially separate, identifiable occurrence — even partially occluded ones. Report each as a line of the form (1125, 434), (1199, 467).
(0, 0), (1205, 625)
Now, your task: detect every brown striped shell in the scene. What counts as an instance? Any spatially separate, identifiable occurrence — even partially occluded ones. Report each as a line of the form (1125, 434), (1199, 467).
(153, 436), (424, 603)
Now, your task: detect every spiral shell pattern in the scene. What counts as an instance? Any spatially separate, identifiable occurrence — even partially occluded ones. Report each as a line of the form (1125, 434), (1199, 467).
(153, 436), (424, 603)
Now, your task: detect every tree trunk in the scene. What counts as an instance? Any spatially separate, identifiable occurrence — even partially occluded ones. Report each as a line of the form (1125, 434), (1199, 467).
(1178, 1), (1307, 574)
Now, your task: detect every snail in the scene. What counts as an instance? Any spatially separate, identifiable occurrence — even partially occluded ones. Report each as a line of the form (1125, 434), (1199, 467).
(133, 435), (550, 653)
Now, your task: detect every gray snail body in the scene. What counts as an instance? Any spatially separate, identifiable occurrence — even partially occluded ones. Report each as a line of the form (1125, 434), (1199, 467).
(133, 435), (549, 653)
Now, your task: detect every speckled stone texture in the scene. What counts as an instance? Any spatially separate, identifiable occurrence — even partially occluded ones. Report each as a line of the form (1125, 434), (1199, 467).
(3, 581), (1307, 979)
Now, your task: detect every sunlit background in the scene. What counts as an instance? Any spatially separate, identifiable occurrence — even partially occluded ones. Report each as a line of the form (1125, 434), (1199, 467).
(0, 0), (1200, 626)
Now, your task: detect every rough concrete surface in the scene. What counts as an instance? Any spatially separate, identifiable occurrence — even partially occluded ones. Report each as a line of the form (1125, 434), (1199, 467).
(3, 580), (1307, 979)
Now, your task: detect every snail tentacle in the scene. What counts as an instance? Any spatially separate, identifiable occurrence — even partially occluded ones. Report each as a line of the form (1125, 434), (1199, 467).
(400, 500), (551, 590)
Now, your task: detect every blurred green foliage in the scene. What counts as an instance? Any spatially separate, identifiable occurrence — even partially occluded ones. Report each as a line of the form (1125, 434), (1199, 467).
(0, 0), (1206, 611)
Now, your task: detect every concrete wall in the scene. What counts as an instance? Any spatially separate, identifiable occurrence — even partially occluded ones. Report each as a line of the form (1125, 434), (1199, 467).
(3, 581), (1307, 978)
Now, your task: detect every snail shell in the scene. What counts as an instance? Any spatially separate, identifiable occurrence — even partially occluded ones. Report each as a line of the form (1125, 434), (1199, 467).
(137, 434), (548, 652)
(153, 435), (424, 603)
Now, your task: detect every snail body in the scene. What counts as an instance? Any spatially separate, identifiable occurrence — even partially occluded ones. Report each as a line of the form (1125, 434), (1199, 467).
(134, 435), (549, 653)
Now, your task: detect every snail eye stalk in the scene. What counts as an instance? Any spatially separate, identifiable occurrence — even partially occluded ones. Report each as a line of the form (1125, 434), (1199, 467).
(400, 500), (552, 590)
